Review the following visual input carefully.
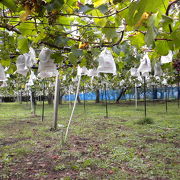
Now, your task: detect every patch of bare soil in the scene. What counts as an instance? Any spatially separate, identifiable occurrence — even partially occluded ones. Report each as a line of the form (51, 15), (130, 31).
(1, 135), (110, 179)
(0, 137), (30, 146)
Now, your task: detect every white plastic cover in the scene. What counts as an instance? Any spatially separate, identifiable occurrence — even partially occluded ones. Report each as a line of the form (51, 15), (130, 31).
(72, 76), (79, 82)
(119, 80), (125, 86)
(137, 53), (151, 77)
(162, 78), (167, 85)
(130, 68), (139, 77)
(29, 47), (37, 65)
(27, 78), (34, 86)
(97, 48), (116, 75)
(27, 71), (37, 86)
(77, 66), (89, 76)
(0, 64), (7, 81)
(155, 76), (160, 81)
(38, 47), (58, 79)
(16, 55), (29, 76)
(154, 62), (163, 77)
(1, 81), (8, 87)
(63, 75), (66, 81)
(161, 51), (173, 64)
(87, 68), (98, 77)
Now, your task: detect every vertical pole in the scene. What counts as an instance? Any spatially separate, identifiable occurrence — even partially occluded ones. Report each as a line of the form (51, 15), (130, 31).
(143, 76), (147, 118)
(30, 90), (36, 116)
(152, 85), (154, 104)
(165, 85), (168, 113)
(26, 90), (28, 105)
(20, 90), (22, 104)
(41, 81), (45, 121)
(104, 83), (108, 118)
(53, 74), (60, 130)
(69, 85), (71, 110)
(178, 72), (180, 108)
(65, 75), (81, 142)
(135, 83), (138, 109)
(83, 84), (86, 112)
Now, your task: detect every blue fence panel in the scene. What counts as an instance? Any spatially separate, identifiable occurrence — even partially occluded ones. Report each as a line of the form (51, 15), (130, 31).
(63, 87), (179, 101)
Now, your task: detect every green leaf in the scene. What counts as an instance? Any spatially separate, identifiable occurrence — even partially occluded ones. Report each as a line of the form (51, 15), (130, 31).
(144, 14), (158, 47)
(94, 18), (107, 27)
(0, 59), (11, 67)
(97, 4), (108, 14)
(155, 40), (169, 56)
(71, 49), (83, 57)
(51, 52), (64, 63)
(112, 45), (121, 55)
(161, 15), (173, 31)
(145, 27), (157, 47)
(17, 36), (29, 54)
(113, 0), (123, 4)
(171, 29), (180, 49)
(78, 4), (94, 13)
(68, 53), (77, 64)
(0, 0), (17, 12)
(47, 0), (64, 11)
(102, 22), (117, 40)
(127, 0), (168, 26)
(129, 32), (145, 49)
(57, 16), (74, 25)
(162, 15), (173, 25)
(54, 36), (68, 46)
(18, 22), (36, 36)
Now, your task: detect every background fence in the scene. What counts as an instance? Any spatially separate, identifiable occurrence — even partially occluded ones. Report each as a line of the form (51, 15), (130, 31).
(63, 86), (180, 101)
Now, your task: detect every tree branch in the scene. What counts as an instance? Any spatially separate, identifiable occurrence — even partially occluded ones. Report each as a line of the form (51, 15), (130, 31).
(0, 23), (21, 34)
(155, 38), (172, 41)
(39, 41), (71, 52)
(3, 5), (129, 19)
(93, 31), (124, 48)
(166, 0), (180, 33)
(40, 31), (124, 51)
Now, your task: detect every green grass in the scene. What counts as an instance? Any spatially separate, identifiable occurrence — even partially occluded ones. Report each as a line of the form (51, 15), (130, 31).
(0, 101), (180, 179)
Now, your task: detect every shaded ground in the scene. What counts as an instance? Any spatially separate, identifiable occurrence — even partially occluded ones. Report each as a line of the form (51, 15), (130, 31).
(0, 102), (180, 179)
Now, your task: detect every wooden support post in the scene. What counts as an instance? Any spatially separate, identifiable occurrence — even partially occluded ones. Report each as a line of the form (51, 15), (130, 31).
(165, 85), (168, 113)
(30, 90), (36, 116)
(178, 72), (180, 108)
(53, 74), (60, 130)
(83, 84), (86, 112)
(41, 81), (45, 121)
(104, 83), (108, 118)
(135, 84), (138, 109)
(143, 77), (147, 118)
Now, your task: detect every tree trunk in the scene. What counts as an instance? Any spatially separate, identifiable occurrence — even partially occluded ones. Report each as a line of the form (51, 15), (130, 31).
(47, 92), (53, 105)
(95, 89), (100, 103)
(77, 94), (81, 104)
(152, 86), (158, 100)
(59, 94), (64, 105)
(31, 90), (36, 115)
(116, 88), (127, 103)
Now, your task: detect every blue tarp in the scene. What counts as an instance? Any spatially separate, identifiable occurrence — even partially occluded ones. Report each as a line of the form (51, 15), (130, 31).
(63, 87), (179, 101)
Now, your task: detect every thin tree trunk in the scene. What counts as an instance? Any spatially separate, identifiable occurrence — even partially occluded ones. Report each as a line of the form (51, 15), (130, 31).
(95, 89), (100, 103)
(152, 86), (158, 100)
(116, 88), (127, 103)
(53, 74), (60, 130)
(59, 93), (64, 105)
(77, 94), (81, 104)
(47, 92), (53, 105)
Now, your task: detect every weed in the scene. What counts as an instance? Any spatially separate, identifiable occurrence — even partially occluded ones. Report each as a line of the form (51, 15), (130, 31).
(54, 164), (66, 171)
(136, 117), (154, 125)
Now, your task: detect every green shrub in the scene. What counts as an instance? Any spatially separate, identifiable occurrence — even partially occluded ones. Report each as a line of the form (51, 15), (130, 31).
(136, 117), (154, 125)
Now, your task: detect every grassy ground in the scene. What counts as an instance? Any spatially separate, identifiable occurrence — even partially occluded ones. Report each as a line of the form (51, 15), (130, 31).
(0, 101), (180, 180)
